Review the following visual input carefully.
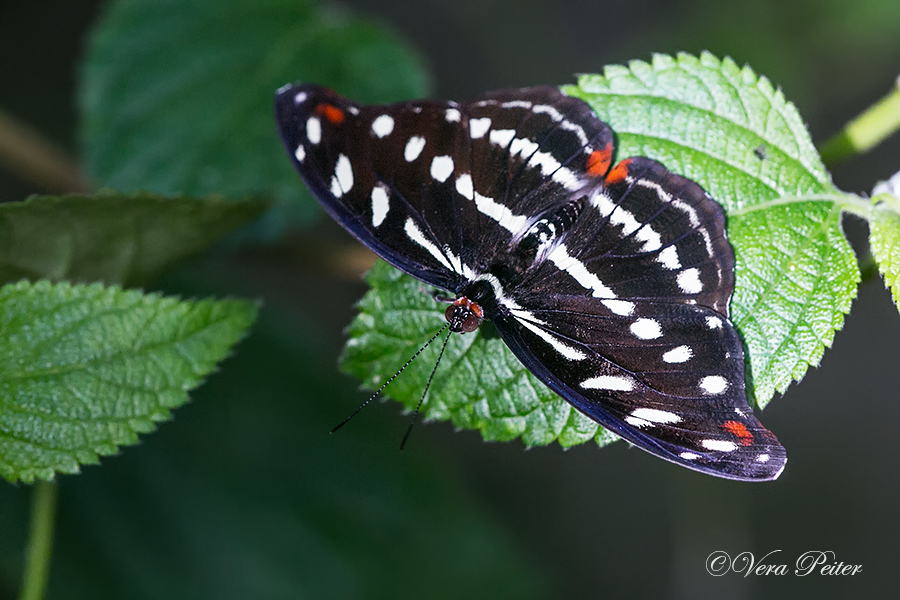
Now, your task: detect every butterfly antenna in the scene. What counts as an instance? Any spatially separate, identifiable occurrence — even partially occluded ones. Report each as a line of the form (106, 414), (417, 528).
(400, 326), (452, 450)
(331, 323), (451, 434)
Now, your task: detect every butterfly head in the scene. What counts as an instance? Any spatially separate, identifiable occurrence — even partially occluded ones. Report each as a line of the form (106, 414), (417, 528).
(445, 297), (483, 333)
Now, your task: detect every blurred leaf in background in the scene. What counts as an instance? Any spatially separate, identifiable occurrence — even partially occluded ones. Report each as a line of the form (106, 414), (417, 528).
(0, 192), (267, 286)
(79, 0), (430, 237)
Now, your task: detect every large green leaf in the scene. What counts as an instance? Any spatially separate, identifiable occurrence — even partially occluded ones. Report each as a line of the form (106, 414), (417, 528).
(80, 0), (429, 237)
(0, 192), (266, 287)
(564, 52), (859, 406)
(342, 53), (861, 450)
(0, 281), (257, 483)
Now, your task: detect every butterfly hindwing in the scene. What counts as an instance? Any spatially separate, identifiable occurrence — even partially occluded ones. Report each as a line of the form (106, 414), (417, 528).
(276, 83), (787, 481)
(494, 295), (785, 480)
(489, 157), (786, 480)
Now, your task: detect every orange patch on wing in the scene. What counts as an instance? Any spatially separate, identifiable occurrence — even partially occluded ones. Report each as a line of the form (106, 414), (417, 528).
(586, 144), (613, 177)
(316, 103), (345, 125)
(604, 158), (632, 185)
(722, 420), (754, 446)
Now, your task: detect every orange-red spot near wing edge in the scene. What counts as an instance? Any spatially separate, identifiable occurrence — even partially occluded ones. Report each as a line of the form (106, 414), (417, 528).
(605, 158), (632, 185)
(316, 103), (345, 125)
(586, 145), (613, 178)
(722, 420), (754, 446)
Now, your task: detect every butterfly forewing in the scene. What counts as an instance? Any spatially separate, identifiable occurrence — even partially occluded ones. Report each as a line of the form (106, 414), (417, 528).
(275, 83), (787, 481)
(275, 84), (614, 291)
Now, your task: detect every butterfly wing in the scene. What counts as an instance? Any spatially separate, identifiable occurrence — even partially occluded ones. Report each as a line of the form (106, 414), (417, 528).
(276, 83), (786, 481)
(492, 157), (786, 480)
(275, 84), (613, 292)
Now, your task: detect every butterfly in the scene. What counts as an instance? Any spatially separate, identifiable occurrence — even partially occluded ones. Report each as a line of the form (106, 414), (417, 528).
(274, 83), (787, 481)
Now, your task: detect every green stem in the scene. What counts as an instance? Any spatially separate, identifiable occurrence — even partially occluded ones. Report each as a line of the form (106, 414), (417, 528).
(820, 80), (900, 167)
(0, 108), (87, 193)
(19, 480), (58, 600)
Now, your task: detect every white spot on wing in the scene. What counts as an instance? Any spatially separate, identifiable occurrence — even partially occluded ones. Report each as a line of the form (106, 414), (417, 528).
(515, 318), (587, 361)
(630, 318), (662, 340)
(630, 408), (681, 424)
(445, 108), (461, 122)
(634, 225), (662, 252)
(403, 218), (454, 271)
(455, 174), (474, 198)
(658, 246), (681, 270)
(371, 184), (389, 227)
(677, 268), (703, 294)
(489, 128), (516, 147)
(701, 439), (738, 452)
(371, 114), (394, 137)
(335, 154), (353, 193)
(549, 244), (616, 298)
(625, 416), (652, 428)
(469, 117), (491, 138)
(757, 454), (770, 463)
(430, 155), (454, 182)
(306, 117), (321, 145)
(662, 345), (692, 364)
(590, 190), (617, 217)
(330, 178), (343, 198)
(531, 104), (562, 119)
(680, 452), (699, 460)
(457, 174), (528, 234)
(293, 90), (307, 104)
(706, 316), (723, 329)
(404, 136), (426, 161)
(700, 375), (728, 395)
(580, 375), (635, 391)
(602, 300), (635, 316)
(294, 144), (305, 163)
(510, 137), (539, 157)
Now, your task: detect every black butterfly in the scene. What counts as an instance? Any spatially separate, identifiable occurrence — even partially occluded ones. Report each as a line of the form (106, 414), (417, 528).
(275, 83), (787, 481)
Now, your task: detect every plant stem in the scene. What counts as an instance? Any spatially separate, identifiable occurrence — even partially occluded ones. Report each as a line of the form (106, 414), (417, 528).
(820, 79), (900, 167)
(19, 480), (58, 600)
(0, 108), (87, 193)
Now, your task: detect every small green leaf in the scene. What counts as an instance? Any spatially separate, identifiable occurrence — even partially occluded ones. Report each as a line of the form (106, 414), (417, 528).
(869, 182), (900, 307)
(565, 52), (859, 406)
(0, 192), (266, 287)
(80, 0), (429, 237)
(342, 53), (863, 450)
(0, 281), (257, 483)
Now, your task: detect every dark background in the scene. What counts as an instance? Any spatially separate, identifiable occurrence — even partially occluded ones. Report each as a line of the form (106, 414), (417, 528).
(1, 0), (899, 598)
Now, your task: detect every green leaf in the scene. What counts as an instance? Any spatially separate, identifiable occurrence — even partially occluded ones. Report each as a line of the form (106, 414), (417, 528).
(870, 175), (900, 307)
(564, 52), (859, 406)
(0, 281), (257, 483)
(0, 192), (266, 287)
(343, 52), (862, 450)
(80, 0), (429, 237)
